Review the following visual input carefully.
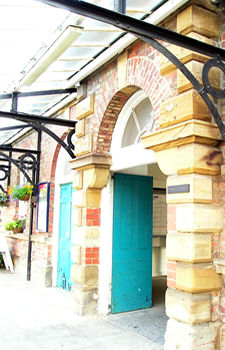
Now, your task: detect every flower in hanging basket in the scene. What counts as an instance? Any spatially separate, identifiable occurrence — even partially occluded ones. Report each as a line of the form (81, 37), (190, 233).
(8, 183), (33, 201)
(0, 191), (9, 205)
(5, 215), (27, 234)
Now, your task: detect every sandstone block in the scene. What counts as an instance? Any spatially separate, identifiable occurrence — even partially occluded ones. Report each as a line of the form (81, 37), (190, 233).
(73, 189), (101, 208)
(147, 138), (222, 177)
(73, 172), (83, 190)
(221, 164), (225, 180)
(177, 60), (220, 94)
(83, 167), (110, 189)
(71, 226), (100, 246)
(177, 5), (220, 39)
(73, 299), (97, 316)
(71, 264), (98, 287)
(177, 143), (222, 176)
(167, 174), (212, 204)
(176, 263), (222, 293)
(75, 95), (94, 120)
(71, 245), (81, 264)
(71, 283), (97, 305)
(166, 288), (211, 324)
(159, 90), (211, 128)
(72, 207), (82, 226)
(165, 319), (219, 350)
(176, 203), (223, 233)
(167, 232), (211, 263)
(75, 134), (93, 157)
(160, 32), (212, 76)
(143, 120), (221, 152)
(75, 119), (85, 138)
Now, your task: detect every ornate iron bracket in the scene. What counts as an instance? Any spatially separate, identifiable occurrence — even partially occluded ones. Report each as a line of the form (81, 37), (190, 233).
(0, 110), (76, 159)
(0, 150), (36, 185)
(38, 0), (225, 141)
(138, 35), (225, 140)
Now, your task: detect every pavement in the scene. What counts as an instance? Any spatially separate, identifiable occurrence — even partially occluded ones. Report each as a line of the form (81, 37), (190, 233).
(0, 270), (165, 350)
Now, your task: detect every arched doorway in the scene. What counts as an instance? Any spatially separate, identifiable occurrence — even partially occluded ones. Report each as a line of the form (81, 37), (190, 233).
(99, 89), (167, 342)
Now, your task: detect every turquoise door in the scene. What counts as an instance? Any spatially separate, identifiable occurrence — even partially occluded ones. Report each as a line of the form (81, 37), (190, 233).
(112, 173), (153, 313)
(57, 183), (73, 291)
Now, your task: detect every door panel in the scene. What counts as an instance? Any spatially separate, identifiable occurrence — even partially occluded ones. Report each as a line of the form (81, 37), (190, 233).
(57, 183), (73, 291)
(112, 173), (153, 313)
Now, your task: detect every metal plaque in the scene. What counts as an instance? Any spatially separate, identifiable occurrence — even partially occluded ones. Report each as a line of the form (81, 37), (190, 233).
(167, 184), (190, 194)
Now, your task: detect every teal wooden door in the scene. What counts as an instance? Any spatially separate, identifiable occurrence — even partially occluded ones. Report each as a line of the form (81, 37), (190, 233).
(57, 183), (73, 291)
(112, 173), (153, 313)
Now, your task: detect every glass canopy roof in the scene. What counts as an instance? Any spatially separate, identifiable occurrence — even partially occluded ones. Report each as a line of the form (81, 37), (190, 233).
(0, 0), (167, 144)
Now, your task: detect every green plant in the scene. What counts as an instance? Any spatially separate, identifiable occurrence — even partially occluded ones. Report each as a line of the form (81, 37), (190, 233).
(5, 215), (26, 231)
(8, 183), (33, 200)
(0, 191), (9, 203)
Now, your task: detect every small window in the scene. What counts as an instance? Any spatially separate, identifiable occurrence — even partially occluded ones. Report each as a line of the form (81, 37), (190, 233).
(121, 97), (154, 148)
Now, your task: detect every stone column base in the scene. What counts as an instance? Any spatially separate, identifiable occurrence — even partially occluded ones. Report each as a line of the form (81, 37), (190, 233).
(164, 319), (220, 350)
(71, 284), (98, 316)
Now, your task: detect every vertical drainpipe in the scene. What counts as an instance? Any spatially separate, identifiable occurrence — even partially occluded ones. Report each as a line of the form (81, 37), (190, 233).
(114, 0), (126, 14)
(26, 130), (42, 281)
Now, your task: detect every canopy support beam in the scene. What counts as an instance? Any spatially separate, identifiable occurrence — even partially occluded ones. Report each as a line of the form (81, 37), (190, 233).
(36, 0), (225, 140)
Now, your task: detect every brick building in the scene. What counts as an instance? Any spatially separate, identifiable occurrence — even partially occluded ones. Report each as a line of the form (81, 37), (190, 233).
(1, 0), (225, 348)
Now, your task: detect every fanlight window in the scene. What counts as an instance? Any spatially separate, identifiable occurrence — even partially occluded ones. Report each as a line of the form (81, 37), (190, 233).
(121, 97), (155, 148)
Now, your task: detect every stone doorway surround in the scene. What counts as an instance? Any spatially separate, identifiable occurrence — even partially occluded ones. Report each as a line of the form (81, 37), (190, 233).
(142, 3), (225, 348)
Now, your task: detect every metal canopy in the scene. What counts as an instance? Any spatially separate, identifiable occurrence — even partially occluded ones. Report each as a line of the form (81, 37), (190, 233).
(37, 0), (225, 141)
(0, 0), (163, 118)
(0, 0), (166, 146)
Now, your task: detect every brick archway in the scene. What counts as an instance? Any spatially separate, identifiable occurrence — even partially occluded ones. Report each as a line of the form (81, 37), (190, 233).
(95, 56), (171, 154)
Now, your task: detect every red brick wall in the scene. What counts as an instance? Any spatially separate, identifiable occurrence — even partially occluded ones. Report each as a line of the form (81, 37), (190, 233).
(3, 111), (71, 269)
(77, 40), (172, 155)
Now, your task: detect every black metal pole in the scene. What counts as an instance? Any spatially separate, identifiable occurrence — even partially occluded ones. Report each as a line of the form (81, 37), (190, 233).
(11, 92), (18, 112)
(26, 131), (41, 281)
(0, 110), (76, 127)
(36, 130), (41, 188)
(7, 150), (12, 189)
(27, 202), (34, 281)
(114, 0), (126, 14)
(0, 88), (77, 100)
(26, 166), (37, 281)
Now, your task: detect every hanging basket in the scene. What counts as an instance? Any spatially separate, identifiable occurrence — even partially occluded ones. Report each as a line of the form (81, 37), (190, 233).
(20, 194), (30, 201)
(12, 227), (23, 234)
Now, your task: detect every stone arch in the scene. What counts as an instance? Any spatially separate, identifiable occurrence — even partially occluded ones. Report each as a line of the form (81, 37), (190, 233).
(95, 56), (171, 154)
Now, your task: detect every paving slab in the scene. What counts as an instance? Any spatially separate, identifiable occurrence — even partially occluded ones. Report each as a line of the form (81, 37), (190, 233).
(0, 270), (163, 350)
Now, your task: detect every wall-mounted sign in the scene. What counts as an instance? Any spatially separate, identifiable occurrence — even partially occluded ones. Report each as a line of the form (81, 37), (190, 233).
(36, 182), (50, 232)
(167, 184), (190, 194)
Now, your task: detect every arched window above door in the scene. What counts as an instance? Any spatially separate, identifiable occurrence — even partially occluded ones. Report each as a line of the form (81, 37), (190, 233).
(111, 90), (156, 171)
(121, 96), (155, 148)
